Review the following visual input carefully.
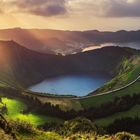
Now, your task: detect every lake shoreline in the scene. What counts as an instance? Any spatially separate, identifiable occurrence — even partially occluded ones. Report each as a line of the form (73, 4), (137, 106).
(29, 72), (111, 96)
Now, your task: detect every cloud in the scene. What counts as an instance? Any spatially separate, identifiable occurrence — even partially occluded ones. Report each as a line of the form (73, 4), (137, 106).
(68, 0), (140, 17)
(1, 0), (140, 17)
(100, 0), (140, 17)
(0, 9), (3, 14)
(0, 0), (67, 17)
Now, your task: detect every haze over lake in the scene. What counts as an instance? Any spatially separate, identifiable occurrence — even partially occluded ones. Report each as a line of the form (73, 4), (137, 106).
(102, 42), (140, 50)
(29, 73), (111, 96)
(82, 42), (140, 52)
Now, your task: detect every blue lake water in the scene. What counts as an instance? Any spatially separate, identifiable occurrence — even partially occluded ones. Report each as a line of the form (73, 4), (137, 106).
(29, 73), (111, 96)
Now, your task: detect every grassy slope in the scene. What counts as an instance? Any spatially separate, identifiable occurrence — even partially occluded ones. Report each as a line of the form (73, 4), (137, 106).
(80, 81), (140, 108)
(36, 96), (83, 111)
(2, 98), (63, 126)
(95, 105), (140, 127)
(92, 55), (140, 93)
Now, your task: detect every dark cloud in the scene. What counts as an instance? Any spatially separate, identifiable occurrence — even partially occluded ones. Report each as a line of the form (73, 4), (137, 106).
(100, 0), (140, 17)
(2, 0), (67, 17)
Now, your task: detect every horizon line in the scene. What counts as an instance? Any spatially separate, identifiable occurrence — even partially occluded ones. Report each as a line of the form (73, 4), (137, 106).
(0, 27), (140, 32)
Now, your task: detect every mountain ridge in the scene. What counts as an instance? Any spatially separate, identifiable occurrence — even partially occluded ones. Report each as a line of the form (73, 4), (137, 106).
(0, 40), (134, 89)
(0, 28), (140, 55)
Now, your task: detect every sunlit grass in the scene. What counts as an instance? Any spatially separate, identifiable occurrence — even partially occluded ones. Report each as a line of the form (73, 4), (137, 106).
(2, 98), (63, 126)
(2, 98), (25, 117)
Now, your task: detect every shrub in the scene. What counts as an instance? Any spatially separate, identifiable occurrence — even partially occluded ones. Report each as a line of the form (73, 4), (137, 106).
(9, 119), (36, 134)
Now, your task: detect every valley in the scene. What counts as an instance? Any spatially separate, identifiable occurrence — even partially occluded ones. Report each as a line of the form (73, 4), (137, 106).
(0, 40), (140, 139)
(1, 28), (140, 55)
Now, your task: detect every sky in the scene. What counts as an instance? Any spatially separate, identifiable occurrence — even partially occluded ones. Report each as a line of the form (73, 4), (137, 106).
(0, 0), (140, 31)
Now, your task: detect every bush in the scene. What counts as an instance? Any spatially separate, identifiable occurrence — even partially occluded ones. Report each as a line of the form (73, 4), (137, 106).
(115, 132), (135, 140)
(9, 119), (36, 134)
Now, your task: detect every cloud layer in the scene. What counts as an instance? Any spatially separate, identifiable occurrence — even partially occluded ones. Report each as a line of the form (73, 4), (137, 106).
(1, 0), (140, 17)
(100, 0), (140, 17)
(68, 0), (140, 17)
(0, 0), (67, 16)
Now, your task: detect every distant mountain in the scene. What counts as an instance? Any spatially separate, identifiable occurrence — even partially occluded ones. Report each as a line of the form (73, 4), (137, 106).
(0, 28), (140, 55)
(0, 40), (134, 88)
